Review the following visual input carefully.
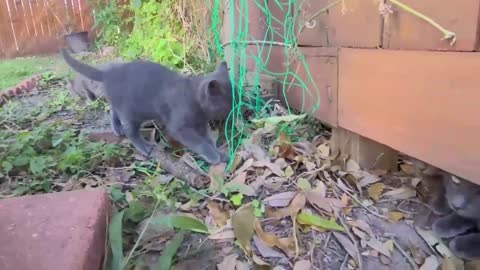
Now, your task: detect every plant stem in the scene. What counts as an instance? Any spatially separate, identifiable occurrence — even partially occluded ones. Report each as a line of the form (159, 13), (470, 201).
(389, 0), (456, 45)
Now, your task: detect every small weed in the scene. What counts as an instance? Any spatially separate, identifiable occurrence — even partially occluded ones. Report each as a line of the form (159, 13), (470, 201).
(0, 122), (131, 195)
(252, 199), (265, 217)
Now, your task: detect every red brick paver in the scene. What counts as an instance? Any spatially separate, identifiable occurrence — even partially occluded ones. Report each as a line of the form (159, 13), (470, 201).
(0, 189), (111, 270)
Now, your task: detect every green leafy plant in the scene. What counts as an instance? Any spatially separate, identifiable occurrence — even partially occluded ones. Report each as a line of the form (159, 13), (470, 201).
(91, 0), (127, 48)
(0, 122), (129, 195)
(120, 0), (186, 68)
(252, 199), (265, 217)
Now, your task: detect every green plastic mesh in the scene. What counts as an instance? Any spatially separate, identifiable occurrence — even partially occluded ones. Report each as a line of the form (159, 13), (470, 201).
(211, 0), (321, 169)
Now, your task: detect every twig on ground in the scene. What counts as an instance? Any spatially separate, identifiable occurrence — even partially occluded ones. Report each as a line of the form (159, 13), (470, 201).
(123, 199), (161, 267)
(392, 237), (419, 270)
(150, 147), (210, 188)
(331, 175), (391, 222)
(340, 254), (349, 270)
(339, 214), (363, 270)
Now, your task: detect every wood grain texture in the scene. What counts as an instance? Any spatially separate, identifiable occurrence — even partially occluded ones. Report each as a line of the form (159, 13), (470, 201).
(338, 48), (480, 182)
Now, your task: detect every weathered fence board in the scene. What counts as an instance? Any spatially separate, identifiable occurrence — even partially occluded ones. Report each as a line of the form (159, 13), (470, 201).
(0, 0), (94, 58)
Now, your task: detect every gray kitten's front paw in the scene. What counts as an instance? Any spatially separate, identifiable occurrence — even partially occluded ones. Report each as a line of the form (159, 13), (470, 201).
(112, 125), (125, 137)
(449, 234), (480, 260)
(430, 197), (451, 215)
(219, 151), (229, 163)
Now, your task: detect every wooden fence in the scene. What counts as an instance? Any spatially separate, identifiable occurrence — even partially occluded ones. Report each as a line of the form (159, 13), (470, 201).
(0, 0), (94, 58)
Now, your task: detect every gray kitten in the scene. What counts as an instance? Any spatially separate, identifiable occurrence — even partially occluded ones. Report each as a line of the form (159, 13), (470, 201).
(431, 171), (480, 260)
(61, 49), (232, 164)
(66, 58), (124, 102)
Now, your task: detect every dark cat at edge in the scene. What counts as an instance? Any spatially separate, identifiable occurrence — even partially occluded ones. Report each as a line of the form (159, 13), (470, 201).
(430, 171), (480, 260)
(61, 49), (233, 164)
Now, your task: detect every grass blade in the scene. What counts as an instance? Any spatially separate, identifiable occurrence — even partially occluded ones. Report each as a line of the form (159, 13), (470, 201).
(151, 214), (209, 234)
(156, 231), (185, 270)
(109, 210), (125, 270)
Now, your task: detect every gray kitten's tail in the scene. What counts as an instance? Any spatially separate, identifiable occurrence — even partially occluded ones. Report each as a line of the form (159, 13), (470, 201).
(61, 49), (103, 82)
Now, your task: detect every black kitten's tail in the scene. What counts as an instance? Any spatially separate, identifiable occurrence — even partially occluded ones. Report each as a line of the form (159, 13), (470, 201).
(61, 49), (103, 82)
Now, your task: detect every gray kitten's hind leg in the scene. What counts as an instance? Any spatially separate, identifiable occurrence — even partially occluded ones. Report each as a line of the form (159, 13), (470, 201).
(110, 109), (125, 136)
(433, 213), (476, 238)
(122, 118), (156, 157)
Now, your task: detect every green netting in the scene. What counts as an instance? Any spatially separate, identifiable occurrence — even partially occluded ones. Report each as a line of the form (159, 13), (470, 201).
(211, 0), (321, 168)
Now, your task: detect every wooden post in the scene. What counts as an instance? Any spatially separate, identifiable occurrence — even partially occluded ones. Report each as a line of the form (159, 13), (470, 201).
(331, 127), (398, 171)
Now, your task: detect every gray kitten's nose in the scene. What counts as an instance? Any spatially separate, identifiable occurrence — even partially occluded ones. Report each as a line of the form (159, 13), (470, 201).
(450, 195), (466, 210)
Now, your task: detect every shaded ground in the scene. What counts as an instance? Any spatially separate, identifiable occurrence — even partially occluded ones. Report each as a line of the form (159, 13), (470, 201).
(0, 51), (476, 270)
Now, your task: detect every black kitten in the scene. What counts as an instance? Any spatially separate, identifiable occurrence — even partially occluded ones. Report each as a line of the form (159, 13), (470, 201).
(431, 172), (480, 260)
(61, 49), (233, 164)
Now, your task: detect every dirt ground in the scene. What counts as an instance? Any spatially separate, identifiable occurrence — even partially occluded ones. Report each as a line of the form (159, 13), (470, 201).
(1, 52), (477, 270)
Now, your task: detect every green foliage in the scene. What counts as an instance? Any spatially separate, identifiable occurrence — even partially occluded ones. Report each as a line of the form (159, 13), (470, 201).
(0, 123), (129, 194)
(91, 0), (126, 48)
(120, 0), (185, 68)
(109, 210), (126, 270)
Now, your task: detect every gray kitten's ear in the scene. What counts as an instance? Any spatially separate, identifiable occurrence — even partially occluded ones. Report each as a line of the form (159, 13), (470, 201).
(207, 80), (225, 96)
(216, 61), (229, 73)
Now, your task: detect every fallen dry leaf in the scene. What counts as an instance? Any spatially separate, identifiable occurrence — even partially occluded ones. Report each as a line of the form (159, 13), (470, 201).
(316, 143), (330, 158)
(235, 261), (250, 270)
(209, 163), (227, 191)
(229, 154), (243, 173)
(367, 182), (385, 201)
(254, 219), (279, 247)
(408, 243), (427, 265)
(297, 178), (312, 191)
(292, 141), (315, 156)
(366, 239), (393, 258)
(388, 211), (408, 223)
(305, 161), (316, 171)
(209, 221), (235, 240)
(400, 163), (417, 176)
(252, 254), (270, 266)
(313, 181), (327, 197)
(234, 158), (254, 176)
(230, 171), (247, 185)
(254, 219), (296, 256)
(333, 232), (358, 263)
(358, 173), (382, 188)
(346, 159), (361, 173)
(231, 203), (255, 255)
(341, 193), (350, 206)
(269, 193), (306, 219)
(253, 160), (284, 177)
(217, 254), (238, 270)
(383, 186), (416, 200)
(348, 220), (375, 239)
(275, 158), (289, 169)
(420, 255), (440, 270)
(293, 260), (311, 270)
(243, 142), (268, 161)
(284, 166), (294, 178)
(207, 201), (230, 227)
(253, 235), (285, 259)
(305, 190), (345, 214)
(441, 257), (464, 270)
(352, 227), (368, 240)
(264, 191), (297, 207)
